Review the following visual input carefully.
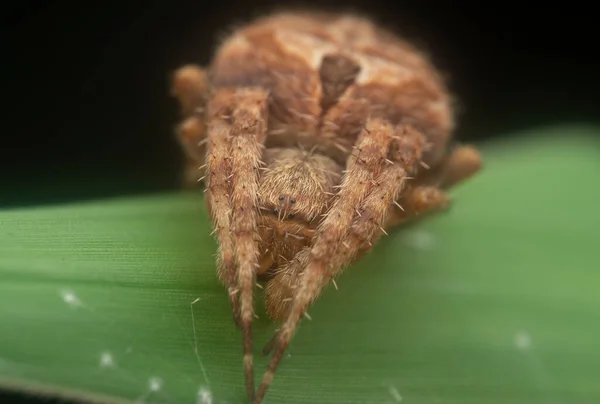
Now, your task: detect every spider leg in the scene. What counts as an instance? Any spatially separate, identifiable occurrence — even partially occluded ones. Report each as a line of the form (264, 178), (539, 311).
(261, 171), (459, 338)
(178, 115), (208, 187)
(227, 87), (269, 401)
(172, 67), (253, 329)
(175, 68), (268, 394)
(204, 89), (240, 325)
(171, 65), (209, 187)
(435, 144), (482, 190)
(254, 118), (417, 403)
(384, 185), (450, 228)
(263, 248), (310, 322)
(385, 144), (482, 227)
(260, 248), (309, 357)
(260, 161), (405, 356)
(171, 64), (209, 116)
(416, 144), (482, 190)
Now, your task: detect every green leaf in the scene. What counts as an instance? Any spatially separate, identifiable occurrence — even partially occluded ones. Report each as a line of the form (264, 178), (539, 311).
(1, 126), (599, 404)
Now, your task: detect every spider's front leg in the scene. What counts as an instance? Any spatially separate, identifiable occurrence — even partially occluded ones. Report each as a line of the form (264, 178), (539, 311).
(254, 118), (419, 403)
(260, 145), (481, 328)
(206, 87), (269, 401)
(175, 66), (266, 396)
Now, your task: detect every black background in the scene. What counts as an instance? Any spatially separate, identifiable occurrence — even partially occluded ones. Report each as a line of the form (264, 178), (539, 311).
(1, 0), (598, 400)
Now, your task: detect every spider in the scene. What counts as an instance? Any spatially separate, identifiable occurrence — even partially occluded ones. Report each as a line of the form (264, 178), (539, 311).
(170, 11), (481, 404)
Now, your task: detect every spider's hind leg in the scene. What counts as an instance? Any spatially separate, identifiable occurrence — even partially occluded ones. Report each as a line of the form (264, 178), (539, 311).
(431, 144), (482, 190)
(171, 65), (210, 187)
(384, 185), (451, 228)
(384, 144), (482, 228)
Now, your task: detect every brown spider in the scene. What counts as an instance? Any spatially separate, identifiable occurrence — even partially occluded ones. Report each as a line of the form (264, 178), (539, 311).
(170, 11), (481, 404)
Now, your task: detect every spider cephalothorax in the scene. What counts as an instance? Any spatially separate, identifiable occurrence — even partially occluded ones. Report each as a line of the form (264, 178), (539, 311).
(171, 10), (481, 404)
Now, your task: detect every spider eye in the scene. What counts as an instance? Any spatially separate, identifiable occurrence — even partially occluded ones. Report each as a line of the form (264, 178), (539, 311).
(288, 212), (295, 218)
(273, 208), (279, 214)
(278, 195), (285, 201)
(289, 197), (296, 204)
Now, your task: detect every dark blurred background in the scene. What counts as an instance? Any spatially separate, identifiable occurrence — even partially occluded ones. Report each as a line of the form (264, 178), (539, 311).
(2, 0), (598, 211)
(0, 0), (598, 402)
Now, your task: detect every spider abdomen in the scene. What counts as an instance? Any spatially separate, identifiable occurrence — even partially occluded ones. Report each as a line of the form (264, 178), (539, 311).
(209, 12), (454, 167)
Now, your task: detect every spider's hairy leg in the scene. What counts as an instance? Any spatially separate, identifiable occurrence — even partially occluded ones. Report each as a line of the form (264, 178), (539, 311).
(254, 118), (404, 403)
(263, 249), (309, 322)
(385, 185), (451, 228)
(171, 65), (210, 187)
(384, 144), (482, 227)
(229, 87), (269, 401)
(261, 161), (406, 355)
(171, 64), (209, 116)
(435, 145), (482, 190)
(327, 163), (407, 280)
(262, 179), (453, 337)
(204, 89), (239, 325)
(178, 116), (208, 187)
(261, 249), (309, 356)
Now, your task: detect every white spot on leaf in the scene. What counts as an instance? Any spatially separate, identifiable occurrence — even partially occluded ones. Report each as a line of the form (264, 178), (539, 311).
(148, 377), (163, 392)
(402, 229), (434, 250)
(60, 289), (81, 307)
(99, 351), (115, 368)
(514, 330), (532, 350)
(389, 385), (403, 402)
(197, 387), (213, 404)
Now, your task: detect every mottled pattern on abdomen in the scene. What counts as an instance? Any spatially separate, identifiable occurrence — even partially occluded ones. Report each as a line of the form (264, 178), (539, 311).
(210, 11), (453, 167)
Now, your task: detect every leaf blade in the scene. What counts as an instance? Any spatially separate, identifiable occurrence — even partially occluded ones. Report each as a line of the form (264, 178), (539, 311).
(1, 126), (599, 404)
